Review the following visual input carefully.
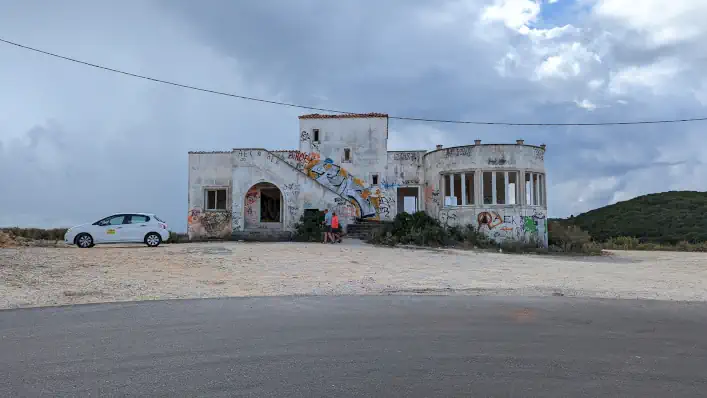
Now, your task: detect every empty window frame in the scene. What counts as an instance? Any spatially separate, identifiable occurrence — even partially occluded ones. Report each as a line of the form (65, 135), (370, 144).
(443, 172), (475, 206)
(525, 172), (545, 206)
(464, 172), (474, 205)
(372, 174), (379, 185)
(483, 171), (520, 205)
(343, 148), (352, 162)
(313, 129), (320, 142)
(483, 172), (493, 204)
(205, 189), (228, 210)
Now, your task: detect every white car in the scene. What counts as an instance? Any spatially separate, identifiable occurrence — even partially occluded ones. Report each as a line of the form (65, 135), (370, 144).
(64, 213), (170, 248)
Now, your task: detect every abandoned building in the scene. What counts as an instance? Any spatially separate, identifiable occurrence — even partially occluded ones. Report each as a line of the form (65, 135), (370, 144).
(188, 113), (548, 245)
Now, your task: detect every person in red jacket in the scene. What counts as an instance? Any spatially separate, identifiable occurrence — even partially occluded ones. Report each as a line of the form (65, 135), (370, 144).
(331, 212), (342, 243)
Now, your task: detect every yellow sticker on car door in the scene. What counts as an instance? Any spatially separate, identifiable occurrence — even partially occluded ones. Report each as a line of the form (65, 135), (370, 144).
(107, 229), (116, 235)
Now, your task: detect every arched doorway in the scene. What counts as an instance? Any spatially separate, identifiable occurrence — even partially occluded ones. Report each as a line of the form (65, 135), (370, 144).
(244, 182), (283, 230)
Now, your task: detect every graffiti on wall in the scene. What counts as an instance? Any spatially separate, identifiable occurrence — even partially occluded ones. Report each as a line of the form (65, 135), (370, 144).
(377, 195), (395, 218)
(533, 147), (544, 160)
(477, 211), (503, 229)
(468, 209), (548, 245)
(283, 183), (302, 228)
(439, 209), (458, 227)
(286, 151), (320, 171)
(487, 158), (508, 166)
(308, 158), (378, 218)
(445, 147), (473, 157)
(188, 207), (232, 238)
(392, 152), (419, 161)
(244, 189), (259, 225)
(300, 130), (310, 141)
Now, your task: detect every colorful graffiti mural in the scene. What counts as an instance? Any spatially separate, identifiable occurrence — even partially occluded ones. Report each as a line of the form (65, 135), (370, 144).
(188, 207), (232, 238)
(307, 158), (378, 218)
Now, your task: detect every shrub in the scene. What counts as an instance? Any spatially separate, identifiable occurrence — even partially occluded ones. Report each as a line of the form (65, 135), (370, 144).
(1, 227), (68, 241)
(547, 221), (601, 255)
(369, 212), (450, 247)
(604, 236), (640, 250)
(166, 231), (189, 243)
(293, 211), (325, 242)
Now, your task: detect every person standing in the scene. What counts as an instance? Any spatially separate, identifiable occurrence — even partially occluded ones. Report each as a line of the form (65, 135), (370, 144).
(331, 212), (341, 243)
(323, 209), (333, 243)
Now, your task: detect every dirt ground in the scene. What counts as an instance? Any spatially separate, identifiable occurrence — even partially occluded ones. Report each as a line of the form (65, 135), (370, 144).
(1, 241), (707, 309)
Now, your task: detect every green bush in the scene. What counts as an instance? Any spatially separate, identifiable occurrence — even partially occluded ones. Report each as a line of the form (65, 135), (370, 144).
(293, 211), (325, 242)
(369, 212), (450, 247)
(603, 236), (640, 250)
(166, 231), (189, 243)
(368, 212), (496, 248)
(547, 221), (602, 255)
(1, 227), (68, 241)
(565, 191), (707, 245)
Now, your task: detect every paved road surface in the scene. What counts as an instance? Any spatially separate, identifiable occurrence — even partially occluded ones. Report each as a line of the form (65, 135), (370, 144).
(1, 296), (706, 397)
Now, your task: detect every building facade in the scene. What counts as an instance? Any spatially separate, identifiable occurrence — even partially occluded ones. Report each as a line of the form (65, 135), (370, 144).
(188, 113), (548, 245)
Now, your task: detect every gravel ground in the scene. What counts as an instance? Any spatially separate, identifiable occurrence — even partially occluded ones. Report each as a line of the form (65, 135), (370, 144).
(1, 241), (706, 309)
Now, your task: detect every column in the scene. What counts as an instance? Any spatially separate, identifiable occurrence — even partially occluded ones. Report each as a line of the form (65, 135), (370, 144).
(449, 174), (455, 206)
(461, 173), (467, 206)
(491, 172), (497, 205)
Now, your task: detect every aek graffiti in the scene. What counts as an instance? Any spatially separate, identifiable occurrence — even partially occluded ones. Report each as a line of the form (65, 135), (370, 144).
(477, 211), (503, 229)
(308, 158), (377, 218)
(523, 216), (538, 233)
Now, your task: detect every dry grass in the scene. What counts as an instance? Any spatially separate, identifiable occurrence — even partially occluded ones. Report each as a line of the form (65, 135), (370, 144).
(2, 241), (707, 309)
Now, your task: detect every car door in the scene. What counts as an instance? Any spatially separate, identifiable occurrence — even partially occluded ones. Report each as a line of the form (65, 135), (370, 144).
(122, 214), (150, 242)
(94, 215), (128, 243)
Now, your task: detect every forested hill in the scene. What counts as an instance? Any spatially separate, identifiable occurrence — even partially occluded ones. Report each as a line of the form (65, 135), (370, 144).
(560, 191), (707, 244)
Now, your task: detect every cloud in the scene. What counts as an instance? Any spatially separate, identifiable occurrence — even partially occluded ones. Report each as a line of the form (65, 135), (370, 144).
(1, 0), (707, 230)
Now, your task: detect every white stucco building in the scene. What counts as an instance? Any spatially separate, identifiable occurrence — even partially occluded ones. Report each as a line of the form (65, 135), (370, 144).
(188, 113), (548, 245)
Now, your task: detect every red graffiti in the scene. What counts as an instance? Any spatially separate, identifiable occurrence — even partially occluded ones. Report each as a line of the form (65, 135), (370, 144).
(245, 190), (259, 205)
(478, 211), (503, 229)
(288, 151), (320, 164)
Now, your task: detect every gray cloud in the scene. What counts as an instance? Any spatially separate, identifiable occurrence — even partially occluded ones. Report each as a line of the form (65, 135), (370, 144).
(1, 0), (707, 231)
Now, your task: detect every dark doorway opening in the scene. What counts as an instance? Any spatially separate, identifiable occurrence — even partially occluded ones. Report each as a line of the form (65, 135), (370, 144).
(260, 187), (281, 222)
(397, 187), (419, 214)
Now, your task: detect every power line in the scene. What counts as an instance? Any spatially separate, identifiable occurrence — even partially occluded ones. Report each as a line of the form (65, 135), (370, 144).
(2, 36), (706, 127)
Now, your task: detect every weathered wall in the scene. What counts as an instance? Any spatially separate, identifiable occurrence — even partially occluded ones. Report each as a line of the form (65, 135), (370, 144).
(423, 144), (548, 246)
(272, 148), (388, 221)
(231, 149), (356, 234)
(298, 116), (388, 189)
(377, 151), (427, 218)
(187, 152), (233, 239)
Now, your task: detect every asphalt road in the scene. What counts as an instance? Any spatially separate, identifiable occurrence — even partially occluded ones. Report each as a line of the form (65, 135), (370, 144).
(1, 296), (706, 397)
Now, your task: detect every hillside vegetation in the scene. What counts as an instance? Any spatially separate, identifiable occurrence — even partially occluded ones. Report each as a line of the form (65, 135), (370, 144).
(562, 191), (707, 244)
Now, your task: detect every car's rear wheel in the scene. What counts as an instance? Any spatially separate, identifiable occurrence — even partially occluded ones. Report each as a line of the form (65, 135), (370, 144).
(145, 232), (161, 247)
(76, 233), (93, 248)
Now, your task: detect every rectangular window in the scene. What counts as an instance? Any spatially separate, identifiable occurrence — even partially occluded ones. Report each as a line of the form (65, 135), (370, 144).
(524, 172), (545, 205)
(508, 172), (518, 205)
(495, 172), (506, 204)
(206, 189), (228, 210)
(465, 172), (474, 205)
(313, 129), (320, 142)
(444, 174), (451, 198)
(372, 174), (379, 185)
(483, 172), (493, 204)
(533, 173), (539, 206)
(343, 148), (351, 162)
(525, 173), (532, 205)
(453, 174), (462, 206)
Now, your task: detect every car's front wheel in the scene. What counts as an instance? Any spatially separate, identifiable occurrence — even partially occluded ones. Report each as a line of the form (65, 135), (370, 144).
(75, 233), (93, 249)
(145, 232), (162, 247)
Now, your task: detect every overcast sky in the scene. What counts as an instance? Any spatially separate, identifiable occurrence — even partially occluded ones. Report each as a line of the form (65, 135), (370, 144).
(1, 0), (706, 231)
